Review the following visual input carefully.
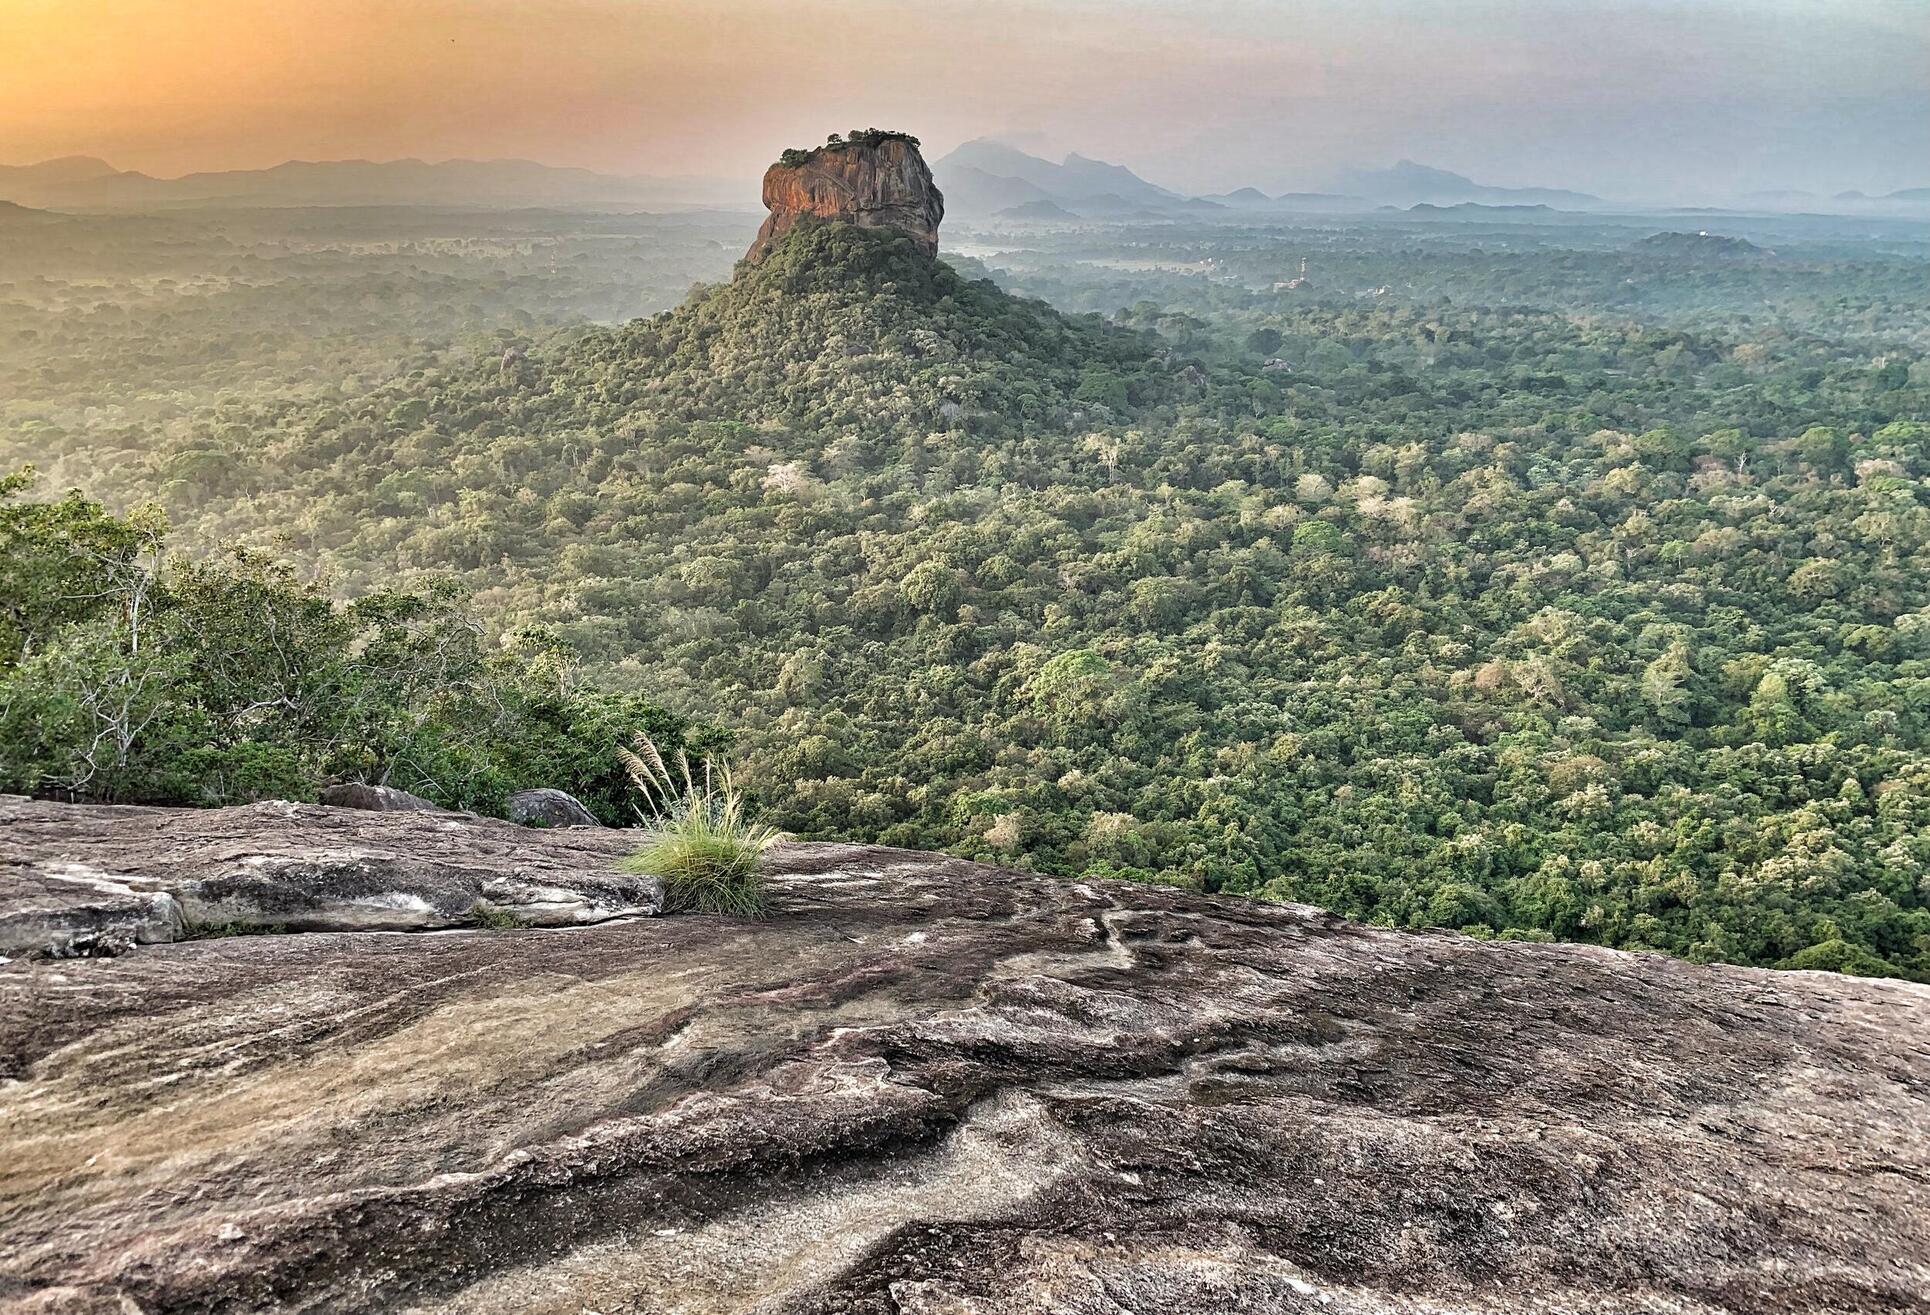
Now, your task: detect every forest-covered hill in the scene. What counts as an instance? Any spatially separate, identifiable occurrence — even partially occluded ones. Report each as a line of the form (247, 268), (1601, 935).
(5, 212), (1930, 979)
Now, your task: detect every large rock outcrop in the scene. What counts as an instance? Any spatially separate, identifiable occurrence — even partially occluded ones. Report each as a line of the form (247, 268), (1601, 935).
(746, 132), (943, 262)
(2, 799), (1927, 1313)
(0, 799), (655, 958)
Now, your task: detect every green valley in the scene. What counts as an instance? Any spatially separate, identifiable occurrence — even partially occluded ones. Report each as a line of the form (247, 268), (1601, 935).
(5, 173), (1929, 979)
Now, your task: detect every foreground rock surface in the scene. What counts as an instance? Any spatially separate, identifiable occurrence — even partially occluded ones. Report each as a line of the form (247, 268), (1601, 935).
(1, 803), (1926, 1314)
(0, 799), (656, 958)
(747, 133), (943, 262)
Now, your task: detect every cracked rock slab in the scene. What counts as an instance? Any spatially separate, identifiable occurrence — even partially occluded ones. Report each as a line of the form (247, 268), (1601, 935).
(0, 799), (659, 959)
(0, 807), (1926, 1314)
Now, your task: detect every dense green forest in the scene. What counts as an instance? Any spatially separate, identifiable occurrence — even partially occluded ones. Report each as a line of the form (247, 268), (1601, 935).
(4, 204), (1928, 979)
(0, 471), (710, 821)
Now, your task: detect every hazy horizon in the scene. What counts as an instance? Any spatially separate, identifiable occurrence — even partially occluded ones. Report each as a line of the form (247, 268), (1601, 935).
(4, 0), (1927, 203)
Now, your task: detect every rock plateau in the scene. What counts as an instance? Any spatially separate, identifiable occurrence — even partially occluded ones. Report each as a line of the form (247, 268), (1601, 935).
(0, 800), (654, 958)
(1, 798), (1927, 1314)
(746, 132), (943, 262)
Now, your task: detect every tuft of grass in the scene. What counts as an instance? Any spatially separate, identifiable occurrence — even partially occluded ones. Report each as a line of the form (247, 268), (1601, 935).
(471, 900), (524, 930)
(618, 733), (784, 916)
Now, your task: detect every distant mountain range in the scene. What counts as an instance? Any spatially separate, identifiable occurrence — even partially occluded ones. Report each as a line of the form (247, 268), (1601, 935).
(1834, 187), (1930, 205)
(6, 143), (1920, 221)
(0, 156), (743, 211)
(937, 140), (1374, 220)
(0, 199), (58, 223)
(934, 139), (1187, 219)
(1196, 189), (1364, 213)
(0, 155), (117, 187)
(1736, 186), (1930, 214)
(1327, 161), (1601, 209)
(933, 142), (1609, 221)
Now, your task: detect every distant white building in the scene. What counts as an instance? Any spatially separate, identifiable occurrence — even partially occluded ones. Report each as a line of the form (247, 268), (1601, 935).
(1274, 256), (1313, 291)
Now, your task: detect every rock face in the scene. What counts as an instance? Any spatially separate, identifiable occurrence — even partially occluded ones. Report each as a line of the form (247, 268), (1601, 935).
(2, 801), (1927, 1314)
(0, 799), (657, 958)
(506, 787), (602, 829)
(746, 133), (943, 262)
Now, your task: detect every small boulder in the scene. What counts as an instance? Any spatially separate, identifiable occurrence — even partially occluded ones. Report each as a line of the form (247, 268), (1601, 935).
(320, 783), (444, 813)
(508, 788), (602, 829)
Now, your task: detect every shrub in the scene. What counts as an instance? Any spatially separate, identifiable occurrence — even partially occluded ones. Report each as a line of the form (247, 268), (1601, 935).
(471, 901), (524, 930)
(619, 734), (783, 916)
(0, 469), (714, 814)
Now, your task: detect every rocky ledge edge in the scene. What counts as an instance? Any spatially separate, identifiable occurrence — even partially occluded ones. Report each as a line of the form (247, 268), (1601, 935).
(0, 797), (657, 959)
(1, 799), (1927, 1314)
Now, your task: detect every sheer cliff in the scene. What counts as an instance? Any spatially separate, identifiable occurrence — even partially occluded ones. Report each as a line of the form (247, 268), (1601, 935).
(746, 130), (944, 262)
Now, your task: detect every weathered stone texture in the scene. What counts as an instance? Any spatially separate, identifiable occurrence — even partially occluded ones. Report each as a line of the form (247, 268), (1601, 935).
(1, 803), (1926, 1313)
(0, 799), (656, 959)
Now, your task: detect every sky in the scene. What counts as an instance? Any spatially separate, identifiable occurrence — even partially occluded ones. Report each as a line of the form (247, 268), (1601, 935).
(3, 0), (1926, 201)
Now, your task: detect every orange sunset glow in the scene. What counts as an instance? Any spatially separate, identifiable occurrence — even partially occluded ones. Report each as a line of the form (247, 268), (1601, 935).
(7, 0), (1926, 197)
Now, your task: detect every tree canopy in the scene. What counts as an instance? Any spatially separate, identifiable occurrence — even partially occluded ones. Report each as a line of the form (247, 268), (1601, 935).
(4, 208), (1927, 979)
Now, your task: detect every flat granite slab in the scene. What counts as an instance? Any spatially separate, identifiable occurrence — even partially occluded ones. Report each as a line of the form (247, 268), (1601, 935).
(0, 802), (1926, 1314)
(0, 799), (659, 959)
